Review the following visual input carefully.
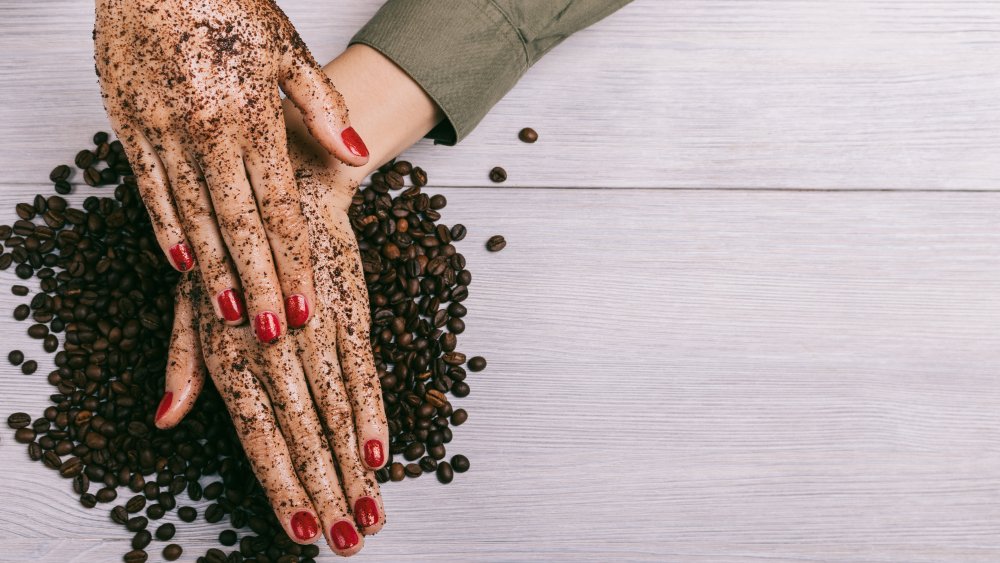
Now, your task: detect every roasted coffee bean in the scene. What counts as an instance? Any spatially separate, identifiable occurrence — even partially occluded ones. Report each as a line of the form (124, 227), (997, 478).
(389, 462), (406, 482)
(468, 356), (487, 371)
(486, 235), (506, 251)
(419, 456), (438, 473)
(21, 360), (37, 374)
(123, 549), (148, 563)
(205, 503), (224, 523)
(489, 167), (507, 183)
(410, 166), (428, 187)
(126, 495), (146, 513)
(162, 544), (182, 561)
(132, 530), (152, 550)
(14, 427), (35, 443)
(429, 194), (447, 210)
(49, 165), (71, 182)
(451, 408), (468, 426)
(146, 504), (165, 520)
(15, 263), (33, 279)
(28, 323), (49, 338)
(451, 454), (470, 473)
(93, 131), (110, 145)
(83, 166), (101, 186)
(111, 505), (129, 525)
(43, 334), (58, 352)
(219, 529), (238, 546)
(392, 160), (413, 175)
(11, 285), (28, 296)
(436, 461), (455, 484)
(155, 523), (176, 541)
(404, 462), (422, 477)
(518, 127), (539, 143)
(54, 180), (71, 194)
(59, 456), (83, 478)
(7, 411), (30, 428)
(13, 304), (29, 320)
(15, 203), (35, 220)
(126, 516), (148, 532)
(97, 486), (118, 503)
(79, 493), (97, 508)
(28, 441), (43, 461)
(177, 506), (197, 522)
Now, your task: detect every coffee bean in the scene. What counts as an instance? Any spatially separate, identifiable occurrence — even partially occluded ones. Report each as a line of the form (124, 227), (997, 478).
(49, 165), (71, 182)
(83, 166), (102, 186)
(97, 487), (118, 503)
(80, 493), (97, 508)
(54, 180), (71, 195)
(111, 505), (129, 525)
(126, 495), (146, 513)
(452, 381), (471, 397)
(205, 503), (224, 523)
(419, 456), (438, 473)
(13, 304), (29, 320)
(392, 160), (413, 175)
(28, 441), (42, 461)
(126, 516), (148, 532)
(518, 127), (539, 143)
(410, 167), (428, 187)
(429, 194), (447, 210)
(7, 412), (30, 428)
(389, 462), (406, 481)
(404, 442), (426, 461)
(44, 334), (58, 352)
(123, 549), (148, 563)
(14, 426), (35, 443)
(75, 150), (95, 169)
(436, 461), (455, 484)
(93, 131), (110, 145)
(451, 408), (468, 426)
(11, 285), (28, 296)
(28, 324), (49, 338)
(468, 356), (487, 371)
(15, 263), (33, 279)
(155, 523), (176, 541)
(131, 530), (151, 550)
(60, 456), (84, 478)
(404, 463), (422, 477)
(486, 235), (507, 252)
(162, 544), (183, 561)
(176, 506), (197, 522)
(489, 167), (507, 183)
(219, 529), (238, 546)
(21, 360), (37, 375)
(451, 454), (470, 473)
(146, 504), (165, 520)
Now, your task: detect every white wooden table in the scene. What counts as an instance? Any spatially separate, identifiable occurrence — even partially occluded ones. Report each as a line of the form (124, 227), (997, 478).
(2, 1), (1000, 561)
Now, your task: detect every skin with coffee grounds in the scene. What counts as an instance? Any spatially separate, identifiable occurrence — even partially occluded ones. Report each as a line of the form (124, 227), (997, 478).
(93, 0), (369, 342)
(156, 120), (388, 556)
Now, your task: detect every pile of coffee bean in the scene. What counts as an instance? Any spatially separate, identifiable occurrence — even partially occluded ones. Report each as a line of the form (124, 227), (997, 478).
(3, 134), (486, 562)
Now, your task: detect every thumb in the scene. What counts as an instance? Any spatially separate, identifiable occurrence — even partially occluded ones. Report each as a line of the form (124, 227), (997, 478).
(280, 54), (369, 167)
(155, 276), (206, 430)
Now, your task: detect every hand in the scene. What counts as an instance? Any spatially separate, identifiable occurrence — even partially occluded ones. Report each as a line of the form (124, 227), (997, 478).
(152, 45), (442, 555)
(94, 0), (369, 344)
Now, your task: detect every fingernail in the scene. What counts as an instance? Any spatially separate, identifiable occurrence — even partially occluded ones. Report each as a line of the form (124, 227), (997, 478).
(290, 510), (319, 541)
(363, 439), (384, 468)
(254, 312), (281, 343)
(354, 496), (379, 528)
(285, 294), (310, 329)
(331, 520), (359, 550)
(217, 289), (245, 322)
(341, 127), (369, 158)
(155, 391), (173, 423)
(168, 243), (194, 272)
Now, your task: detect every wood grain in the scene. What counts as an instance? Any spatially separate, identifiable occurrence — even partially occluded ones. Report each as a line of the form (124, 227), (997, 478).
(1, 1), (999, 189)
(1, 186), (1000, 561)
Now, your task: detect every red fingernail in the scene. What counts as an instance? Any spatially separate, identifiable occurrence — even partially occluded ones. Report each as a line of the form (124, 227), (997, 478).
(354, 496), (379, 528)
(341, 127), (369, 158)
(363, 439), (384, 468)
(285, 294), (310, 329)
(217, 289), (245, 322)
(155, 391), (173, 423)
(331, 520), (359, 550)
(168, 243), (194, 272)
(290, 511), (319, 541)
(254, 312), (281, 343)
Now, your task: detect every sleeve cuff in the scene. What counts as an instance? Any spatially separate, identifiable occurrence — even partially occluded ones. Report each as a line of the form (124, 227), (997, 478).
(350, 0), (528, 146)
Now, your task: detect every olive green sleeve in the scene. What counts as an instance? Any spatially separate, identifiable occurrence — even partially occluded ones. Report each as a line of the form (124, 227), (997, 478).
(350, 0), (632, 145)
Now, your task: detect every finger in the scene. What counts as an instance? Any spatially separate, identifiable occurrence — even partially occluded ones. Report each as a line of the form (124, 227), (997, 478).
(242, 115), (316, 330)
(154, 275), (205, 429)
(258, 340), (364, 555)
(298, 318), (386, 536)
(157, 141), (246, 326)
(280, 52), (369, 167)
(111, 122), (194, 273)
(198, 309), (323, 545)
(196, 140), (285, 343)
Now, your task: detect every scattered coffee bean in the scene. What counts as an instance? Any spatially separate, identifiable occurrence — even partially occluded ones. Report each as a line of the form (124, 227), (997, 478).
(132, 530), (151, 550)
(13, 304), (29, 320)
(20, 360), (37, 375)
(155, 522), (176, 541)
(489, 166), (507, 183)
(7, 412), (30, 429)
(410, 166), (428, 187)
(436, 461), (455, 484)
(451, 408), (468, 426)
(123, 549), (148, 563)
(486, 235), (507, 252)
(177, 506), (197, 522)
(404, 463), (422, 477)
(11, 285), (28, 296)
(518, 127), (539, 143)
(468, 356), (487, 371)
(126, 495), (146, 513)
(162, 544), (182, 561)
(451, 454), (470, 473)
(219, 529), (238, 546)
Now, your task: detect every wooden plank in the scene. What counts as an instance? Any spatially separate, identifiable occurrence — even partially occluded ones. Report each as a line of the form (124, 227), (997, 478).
(1, 186), (999, 561)
(2, 1), (999, 189)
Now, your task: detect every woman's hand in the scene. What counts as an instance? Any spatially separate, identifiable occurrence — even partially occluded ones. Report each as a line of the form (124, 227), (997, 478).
(94, 0), (369, 343)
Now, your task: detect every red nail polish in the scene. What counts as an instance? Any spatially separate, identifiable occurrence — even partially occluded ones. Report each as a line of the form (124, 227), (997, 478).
(285, 294), (310, 329)
(331, 520), (359, 550)
(341, 127), (369, 158)
(168, 243), (194, 272)
(217, 289), (245, 322)
(254, 312), (281, 343)
(155, 391), (173, 423)
(363, 439), (384, 468)
(354, 496), (379, 528)
(290, 511), (319, 541)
